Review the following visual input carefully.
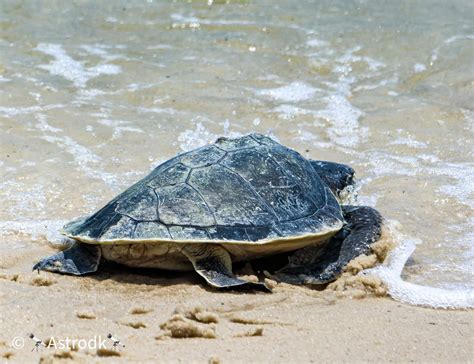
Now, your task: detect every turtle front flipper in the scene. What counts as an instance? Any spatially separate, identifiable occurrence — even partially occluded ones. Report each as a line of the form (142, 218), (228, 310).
(182, 244), (271, 292)
(33, 243), (101, 275)
(275, 205), (383, 285)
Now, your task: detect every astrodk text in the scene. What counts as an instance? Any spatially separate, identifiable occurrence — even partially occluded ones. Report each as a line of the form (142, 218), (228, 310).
(46, 336), (107, 350)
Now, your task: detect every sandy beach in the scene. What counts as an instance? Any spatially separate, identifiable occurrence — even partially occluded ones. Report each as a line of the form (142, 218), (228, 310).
(1, 240), (472, 363)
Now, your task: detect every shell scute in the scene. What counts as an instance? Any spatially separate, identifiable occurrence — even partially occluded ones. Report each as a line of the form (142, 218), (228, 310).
(64, 133), (343, 243)
(116, 187), (158, 221)
(135, 221), (170, 239)
(187, 164), (276, 226)
(221, 148), (316, 220)
(180, 145), (226, 168)
(155, 184), (215, 226)
(214, 134), (260, 151)
(147, 163), (190, 189)
(101, 215), (136, 240)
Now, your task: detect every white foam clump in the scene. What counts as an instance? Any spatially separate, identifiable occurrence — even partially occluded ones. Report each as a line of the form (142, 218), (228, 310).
(306, 38), (329, 47)
(0, 75), (11, 82)
(309, 45), (380, 147)
(389, 137), (427, 149)
(0, 220), (73, 248)
(177, 119), (280, 153)
(363, 228), (474, 309)
(147, 44), (173, 50)
(0, 104), (62, 117)
(40, 134), (119, 188)
(170, 12), (253, 27)
(35, 43), (121, 88)
(35, 113), (62, 133)
(413, 63), (427, 73)
(433, 162), (474, 207)
(80, 44), (126, 62)
(138, 106), (178, 115)
(258, 82), (319, 102)
(430, 34), (474, 65)
(178, 121), (222, 151)
(41, 135), (101, 165)
(97, 119), (144, 140)
(273, 104), (314, 120)
(178, 121), (245, 152)
(316, 94), (368, 147)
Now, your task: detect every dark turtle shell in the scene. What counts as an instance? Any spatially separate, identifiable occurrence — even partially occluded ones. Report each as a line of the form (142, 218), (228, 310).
(63, 134), (343, 243)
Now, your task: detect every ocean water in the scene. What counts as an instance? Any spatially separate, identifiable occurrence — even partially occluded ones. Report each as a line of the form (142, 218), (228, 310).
(0, 0), (472, 307)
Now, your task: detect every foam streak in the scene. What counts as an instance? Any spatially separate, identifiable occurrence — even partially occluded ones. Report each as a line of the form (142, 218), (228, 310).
(365, 239), (474, 309)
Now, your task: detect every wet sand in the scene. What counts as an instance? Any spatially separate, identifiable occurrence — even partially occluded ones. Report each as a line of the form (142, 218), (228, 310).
(0, 242), (472, 363)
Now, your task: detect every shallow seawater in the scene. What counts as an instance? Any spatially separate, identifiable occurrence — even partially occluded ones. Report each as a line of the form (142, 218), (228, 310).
(0, 0), (473, 294)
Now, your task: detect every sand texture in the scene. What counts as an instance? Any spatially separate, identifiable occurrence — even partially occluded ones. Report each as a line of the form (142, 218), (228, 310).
(0, 242), (472, 363)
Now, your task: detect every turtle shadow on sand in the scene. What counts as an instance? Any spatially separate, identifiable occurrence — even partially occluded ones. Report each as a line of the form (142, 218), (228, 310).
(87, 261), (201, 288)
(87, 261), (267, 293)
(88, 248), (340, 293)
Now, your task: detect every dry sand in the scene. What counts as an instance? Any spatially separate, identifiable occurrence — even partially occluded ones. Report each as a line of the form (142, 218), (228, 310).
(0, 240), (472, 364)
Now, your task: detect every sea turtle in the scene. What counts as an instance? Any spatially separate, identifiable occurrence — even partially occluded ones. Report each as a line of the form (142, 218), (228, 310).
(33, 133), (383, 290)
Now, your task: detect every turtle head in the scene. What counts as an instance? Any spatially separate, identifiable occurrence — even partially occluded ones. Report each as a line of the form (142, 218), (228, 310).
(310, 160), (356, 201)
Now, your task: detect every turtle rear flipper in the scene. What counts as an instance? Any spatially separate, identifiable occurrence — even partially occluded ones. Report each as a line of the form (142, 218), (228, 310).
(182, 244), (271, 292)
(275, 205), (383, 284)
(33, 243), (101, 275)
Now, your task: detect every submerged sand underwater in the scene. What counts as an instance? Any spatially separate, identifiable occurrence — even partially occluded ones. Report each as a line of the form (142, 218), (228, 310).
(0, 0), (473, 362)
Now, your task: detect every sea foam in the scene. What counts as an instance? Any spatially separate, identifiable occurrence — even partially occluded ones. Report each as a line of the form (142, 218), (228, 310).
(364, 224), (474, 309)
(35, 43), (121, 88)
(0, 220), (72, 248)
(258, 82), (319, 102)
